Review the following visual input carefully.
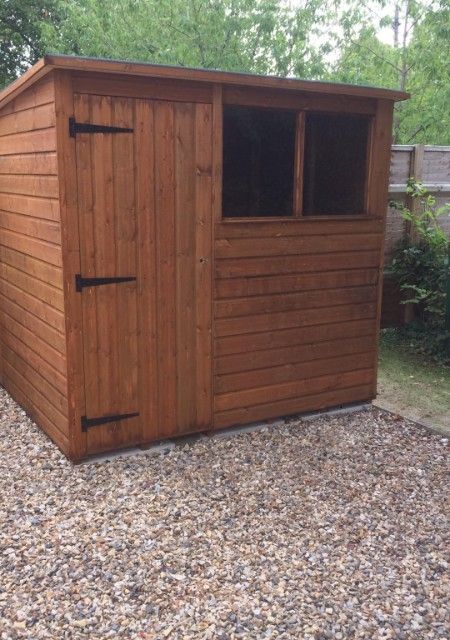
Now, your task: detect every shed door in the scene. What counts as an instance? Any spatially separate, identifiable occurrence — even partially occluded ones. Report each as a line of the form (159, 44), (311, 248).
(74, 94), (212, 455)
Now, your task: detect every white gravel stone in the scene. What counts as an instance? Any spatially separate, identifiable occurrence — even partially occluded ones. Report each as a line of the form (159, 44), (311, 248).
(0, 387), (448, 639)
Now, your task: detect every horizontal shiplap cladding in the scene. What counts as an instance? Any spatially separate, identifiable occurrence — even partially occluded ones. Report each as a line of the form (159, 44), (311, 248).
(0, 74), (67, 446)
(0, 152), (58, 175)
(0, 75), (55, 117)
(215, 285), (377, 318)
(213, 219), (380, 426)
(216, 333), (376, 375)
(214, 384), (373, 429)
(216, 268), (379, 299)
(0, 102), (55, 137)
(216, 350), (375, 394)
(216, 252), (380, 278)
(216, 233), (381, 259)
(215, 318), (376, 356)
(216, 301), (376, 337)
(215, 367), (373, 412)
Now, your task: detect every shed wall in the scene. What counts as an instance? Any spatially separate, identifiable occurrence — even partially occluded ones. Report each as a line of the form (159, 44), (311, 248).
(213, 220), (381, 427)
(0, 74), (69, 451)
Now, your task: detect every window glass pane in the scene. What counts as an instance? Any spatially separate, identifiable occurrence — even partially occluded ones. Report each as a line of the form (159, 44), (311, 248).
(303, 113), (370, 216)
(222, 106), (296, 218)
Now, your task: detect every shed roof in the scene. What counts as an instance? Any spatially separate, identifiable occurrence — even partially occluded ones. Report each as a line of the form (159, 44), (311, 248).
(0, 54), (409, 111)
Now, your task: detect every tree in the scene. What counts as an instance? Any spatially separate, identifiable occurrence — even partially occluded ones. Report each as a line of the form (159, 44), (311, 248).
(0, 0), (60, 87)
(41, 0), (328, 78)
(331, 0), (450, 144)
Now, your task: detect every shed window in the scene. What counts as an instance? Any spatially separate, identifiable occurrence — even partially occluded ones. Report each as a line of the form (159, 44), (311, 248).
(302, 113), (370, 216)
(222, 106), (296, 217)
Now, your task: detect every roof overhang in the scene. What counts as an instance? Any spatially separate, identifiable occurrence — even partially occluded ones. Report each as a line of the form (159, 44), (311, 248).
(0, 54), (410, 112)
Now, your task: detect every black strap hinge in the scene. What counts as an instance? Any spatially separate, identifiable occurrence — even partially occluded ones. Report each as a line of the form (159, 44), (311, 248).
(75, 274), (136, 292)
(69, 117), (133, 138)
(81, 412), (139, 432)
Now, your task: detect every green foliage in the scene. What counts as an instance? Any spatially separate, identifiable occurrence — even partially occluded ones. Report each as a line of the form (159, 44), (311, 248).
(389, 179), (450, 359)
(40, 0), (329, 78)
(331, 1), (450, 144)
(0, 0), (60, 88)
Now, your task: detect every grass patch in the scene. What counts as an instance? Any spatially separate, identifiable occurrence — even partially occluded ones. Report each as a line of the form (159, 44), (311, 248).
(377, 330), (450, 433)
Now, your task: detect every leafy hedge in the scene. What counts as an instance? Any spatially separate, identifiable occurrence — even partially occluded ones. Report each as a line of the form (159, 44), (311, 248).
(390, 179), (450, 363)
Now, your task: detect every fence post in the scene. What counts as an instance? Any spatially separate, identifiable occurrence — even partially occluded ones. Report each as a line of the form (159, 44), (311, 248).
(405, 143), (425, 241)
(404, 143), (425, 323)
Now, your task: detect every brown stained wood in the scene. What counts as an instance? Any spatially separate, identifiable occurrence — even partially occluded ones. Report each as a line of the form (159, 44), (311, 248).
(214, 384), (374, 429)
(0, 152), (57, 175)
(212, 85), (223, 224)
(368, 99), (394, 396)
(0, 102), (55, 136)
(74, 94), (141, 455)
(0, 128), (56, 156)
(0, 246), (63, 288)
(2, 343), (68, 416)
(2, 357), (67, 431)
(73, 91), (96, 445)
(215, 218), (383, 238)
(216, 351), (375, 394)
(1, 262), (64, 311)
(1, 307), (66, 375)
(154, 100), (177, 438)
(0, 175), (59, 199)
(216, 334), (376, 375)
(223, 86), (378, 114)
(215, 318), (377, 357)
(0, 210), (61, 244)
(293, 112), (305, 217)
(0, 73), (69, 452)
(215, 233), (381, 259)
(194, 102), (213, 428)
(73, 73), (212, 104)
(108, 97), (140, 451)
(0, 193), (60, 220)
(0, 293), (65, 354)
(0, 73), (54, 115)
(0, 228), (62, 266)
(0, 278), (65, 332)
(1, 327), (66, 395)
(216, 251), (380, 278)
(215, 286), (377, 318)
(0, 62), (398, 459)
(53, 71), (84, 459)
(153, 100), (213, 436)
(3, 375), (69, 453)
(175, 102), (197, 431)
(215, 269), (379, 299)
(134, 99), (158, 444)
(216, 302), (377, 337)
(215, 367), (374, 412)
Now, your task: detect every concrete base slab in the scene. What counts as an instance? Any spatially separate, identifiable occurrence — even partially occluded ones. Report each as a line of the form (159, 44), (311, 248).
(209, 418), (285, 439)
(294, 402), (371, 422)
(80, 440), (175, 465)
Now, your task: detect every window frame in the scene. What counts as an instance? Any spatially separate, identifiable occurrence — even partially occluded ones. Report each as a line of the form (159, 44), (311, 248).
(220, 105), (374, 222)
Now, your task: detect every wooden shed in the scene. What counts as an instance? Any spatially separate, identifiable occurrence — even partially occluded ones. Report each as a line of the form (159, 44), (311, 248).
(0, 55), (408, 460)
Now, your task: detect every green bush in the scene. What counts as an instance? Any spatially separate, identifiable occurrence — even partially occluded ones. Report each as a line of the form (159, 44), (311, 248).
(389, 178), (450, 361)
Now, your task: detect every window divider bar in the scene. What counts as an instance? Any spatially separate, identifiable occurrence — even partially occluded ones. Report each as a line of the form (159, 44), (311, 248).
(293, 111), (305, 217)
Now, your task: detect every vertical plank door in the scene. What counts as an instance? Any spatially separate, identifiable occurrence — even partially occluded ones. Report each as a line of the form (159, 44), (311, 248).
(151, 100), (213, 439)
(74, 94), (141, 455)
(74, 95), (213, 454)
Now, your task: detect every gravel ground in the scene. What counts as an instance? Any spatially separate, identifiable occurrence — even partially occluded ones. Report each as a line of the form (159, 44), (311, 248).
(0, 388), (448, 640)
